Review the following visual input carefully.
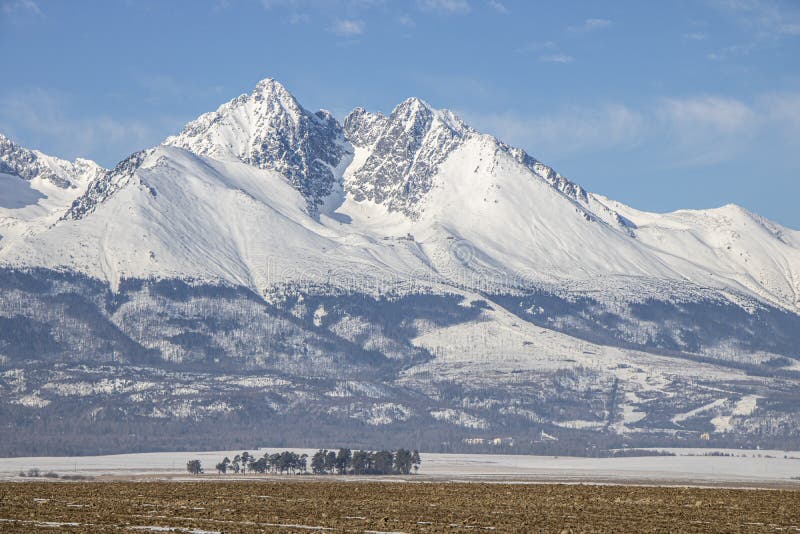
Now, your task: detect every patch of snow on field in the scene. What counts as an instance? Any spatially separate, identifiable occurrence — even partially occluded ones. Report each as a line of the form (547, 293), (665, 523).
(1, 448), (799, 484)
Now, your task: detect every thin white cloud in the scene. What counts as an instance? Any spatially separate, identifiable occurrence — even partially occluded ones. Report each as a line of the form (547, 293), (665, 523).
(0, 89), (180, 166)
(212, 0), (231, 11)
(260, 0), (298, 9)
(707, 40), (758, 60)
(538, 53), (575, 64)
(287, 12), (311, 24)
(569, 18), (612, 32)
(461, 104), (644, 160)
(487, 0), (508, 14)
(683, 32), (708, 40)
(417, 0), (471, 14)
(758, 92), (800, 143)
(460, 92), (800, 167)
(1, 0), (42, 16)
(516, 41), (556, 54)
(658, 96), (754, 133)
(518, 41), (574, 63)
(705, 1), (799, 60)
(712, 0), (800, 35)
(329, 18), (365, 36)
(398, 14), (415, 26)
(656, 96), (758, 165)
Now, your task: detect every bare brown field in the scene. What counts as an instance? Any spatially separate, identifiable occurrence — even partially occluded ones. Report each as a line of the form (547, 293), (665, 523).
(1, 480), (799, 533)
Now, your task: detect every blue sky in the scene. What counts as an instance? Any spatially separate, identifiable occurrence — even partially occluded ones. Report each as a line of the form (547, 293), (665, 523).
(2, 0), (799, 227)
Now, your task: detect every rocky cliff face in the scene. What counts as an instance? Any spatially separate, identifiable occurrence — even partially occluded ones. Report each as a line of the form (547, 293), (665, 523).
(0, 133), (103, 189)
(164, 79), (350, 212)
(343, 98), (473, 218)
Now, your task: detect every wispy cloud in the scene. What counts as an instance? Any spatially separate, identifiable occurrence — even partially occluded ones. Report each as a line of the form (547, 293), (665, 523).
(259, 0), (382, 27)
(462, 104), (644, 159)
(398, 14), (415, 26)
(417, 0), (471, 14)
(705, 42), (755, 60)
(757, 92), (800, 144)
(487, 0), (508, 14)
(517, 41), (574, 63)
(329, 18), (365, 36)
(460, 92), (800, 167)
(260, 0), (299, 9)
(0, 89), (182, 166)
(516, 41), (556, 54)
(682, 31), (708, 40)
(1, 0), (42, 17)
(659, 96), (754, 133)
(705, 0), (800, 59)
(712, 0), (800, 36)
(538, 53), (574, 64)
(656, 96), (757, 165)
(568, 18), (612, 32)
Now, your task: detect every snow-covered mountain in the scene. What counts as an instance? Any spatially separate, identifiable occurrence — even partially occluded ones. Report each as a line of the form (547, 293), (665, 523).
(164, 78), (350, 211)
(1, 132), (103, 189)
(0, 78), (798, 455)
(0, 133), (104, 252)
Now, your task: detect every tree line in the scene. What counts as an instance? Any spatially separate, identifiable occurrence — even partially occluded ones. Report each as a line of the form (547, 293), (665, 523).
(186, 448), (421, 476)
(310, 448), (421, 475)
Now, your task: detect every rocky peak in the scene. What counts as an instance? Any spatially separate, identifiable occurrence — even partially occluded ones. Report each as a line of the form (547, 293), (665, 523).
(62, 149), (152, 221)
(0, 132), (104, 189)
(342, 98), (473, 218)
(164, 78), (350, 212)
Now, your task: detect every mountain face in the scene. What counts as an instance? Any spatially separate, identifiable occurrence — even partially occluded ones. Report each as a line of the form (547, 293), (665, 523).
(164, 79), (350, 212)
(0, 133), (104, 253)
(1, 79), (799, 456)
(0, 133), (103, 190)
(343, 98), (473, 217)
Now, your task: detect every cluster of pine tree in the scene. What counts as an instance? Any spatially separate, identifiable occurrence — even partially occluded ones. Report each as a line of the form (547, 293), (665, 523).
(211, 451), (308, 474)
(309, 448), (421, 475)
(188, 448), (422, 476)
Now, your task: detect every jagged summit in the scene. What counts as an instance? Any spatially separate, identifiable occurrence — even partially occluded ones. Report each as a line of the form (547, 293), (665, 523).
(0, 132), (103, 189)
(252, 77), (297, 102)
(14, 77), (798, 313)
(164, 78), (350, 211)
(342, 96), (474, 217)
(391, 96), (471, 133)
(160, 78), (584, 220)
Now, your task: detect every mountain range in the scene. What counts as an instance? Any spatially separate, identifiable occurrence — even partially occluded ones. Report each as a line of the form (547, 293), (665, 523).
(1, 78), (798, 456)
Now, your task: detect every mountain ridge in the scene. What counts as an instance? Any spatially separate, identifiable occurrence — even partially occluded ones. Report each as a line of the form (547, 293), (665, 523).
(1, 77), (798, 313)
(1, 77), (799, 455)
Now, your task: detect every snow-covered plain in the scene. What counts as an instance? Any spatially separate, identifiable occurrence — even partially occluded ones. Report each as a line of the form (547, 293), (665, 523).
(2, 449), (799, 487)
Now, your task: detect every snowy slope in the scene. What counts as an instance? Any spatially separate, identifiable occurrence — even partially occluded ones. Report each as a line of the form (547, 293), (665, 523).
(0, 133), (104, 250)
(0, 133), (104, 190)
(163, 78), (350, 211)
(594, 195), (800, 310)
(0, 145), (440, 292)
